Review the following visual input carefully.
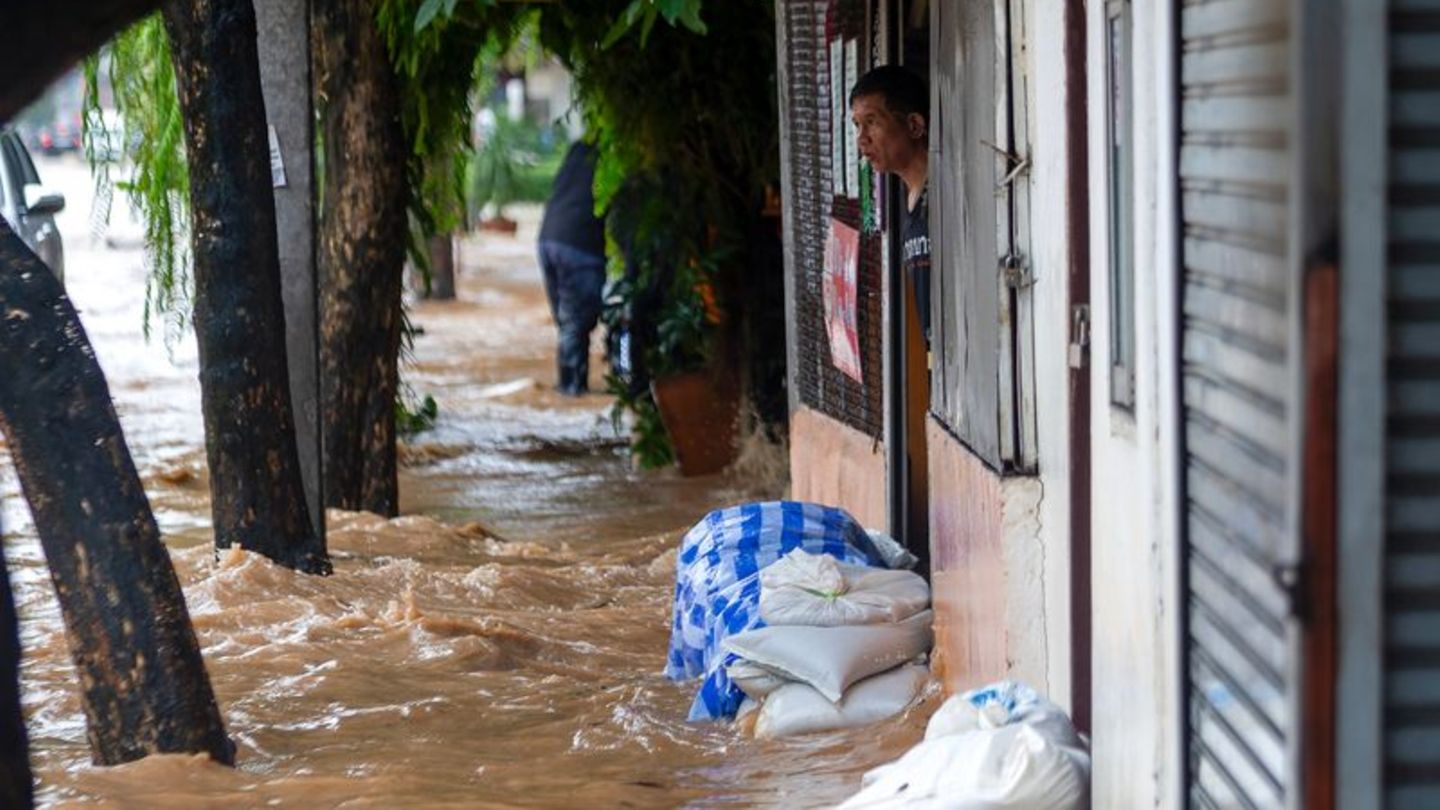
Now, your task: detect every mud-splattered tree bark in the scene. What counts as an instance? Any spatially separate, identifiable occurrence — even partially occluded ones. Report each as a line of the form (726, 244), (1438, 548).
(161, 0), (331, 574)
(0, 222), (233, 766)
(0, 0), (159, 122)
(312, 0), (409, 516)
(0, 525), (32, 810)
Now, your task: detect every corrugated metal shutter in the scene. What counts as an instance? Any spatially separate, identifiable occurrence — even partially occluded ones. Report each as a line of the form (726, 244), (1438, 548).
(779, 0), (886, 439)
(1386, 2), (1440, 805)
(1178, 0), (1301, 806)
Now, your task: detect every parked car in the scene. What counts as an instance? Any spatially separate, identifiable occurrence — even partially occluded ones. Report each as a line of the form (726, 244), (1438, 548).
(0, 129), (66, 283)
(32, 116), (82, 156)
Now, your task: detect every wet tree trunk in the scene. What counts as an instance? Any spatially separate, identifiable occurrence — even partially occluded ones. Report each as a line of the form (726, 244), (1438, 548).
(312, 0), (408, 516)
(0, 223), (233, 766)
(427, 234), (456, 300)
(162, 0), (331, 575)
(0, 0), (159, 122)
(0, 523), (32, 810)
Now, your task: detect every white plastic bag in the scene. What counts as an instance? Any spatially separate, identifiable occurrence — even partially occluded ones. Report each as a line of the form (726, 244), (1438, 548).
(721, 610), (933, 703)
(759, 549), (931, 627)
(864, 529), (919, 570)
(755, 665), (929, 739)
(838, 681), (1089, 810)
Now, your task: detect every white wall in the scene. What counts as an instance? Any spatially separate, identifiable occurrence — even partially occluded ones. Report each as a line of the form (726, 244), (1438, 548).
(1014, 0), (1076, 711)
(1085, 0), (1183, 806)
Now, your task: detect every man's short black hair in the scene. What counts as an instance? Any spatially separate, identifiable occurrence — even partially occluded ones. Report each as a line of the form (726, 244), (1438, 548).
(849, 65), (929, 126)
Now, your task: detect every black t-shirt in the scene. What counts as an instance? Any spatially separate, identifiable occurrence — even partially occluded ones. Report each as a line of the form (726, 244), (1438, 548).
(539, 141), (607, 257)
(902, 185), (931, 345)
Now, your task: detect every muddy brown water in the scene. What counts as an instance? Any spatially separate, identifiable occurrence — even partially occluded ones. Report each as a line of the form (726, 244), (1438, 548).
(0, 161), (929, 809)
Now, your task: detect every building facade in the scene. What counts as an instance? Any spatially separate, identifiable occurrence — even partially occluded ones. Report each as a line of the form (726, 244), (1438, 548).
(775, 0), (1437, 806)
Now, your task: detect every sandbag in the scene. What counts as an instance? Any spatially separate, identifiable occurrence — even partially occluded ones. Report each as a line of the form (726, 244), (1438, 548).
(838, 681), (1090, 810)
(760, 549), (930, 627)
(727, 659), (791, 700)
(837, 725), (1089, 810)
(722, 610), (933, 703)
(924, 682), (1084, 750)
(755, 664), (929, 740)
(664, 501), (895, 721)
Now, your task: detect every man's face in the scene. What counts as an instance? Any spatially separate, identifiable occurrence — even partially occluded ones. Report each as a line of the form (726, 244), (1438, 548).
(851, 94), (925, 175)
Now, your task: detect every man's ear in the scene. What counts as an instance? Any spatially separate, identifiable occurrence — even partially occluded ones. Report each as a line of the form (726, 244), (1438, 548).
(906, 112), (927, 140)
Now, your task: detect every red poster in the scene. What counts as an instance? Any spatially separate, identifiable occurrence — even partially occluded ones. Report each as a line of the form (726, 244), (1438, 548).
(823, 218), (862, 383)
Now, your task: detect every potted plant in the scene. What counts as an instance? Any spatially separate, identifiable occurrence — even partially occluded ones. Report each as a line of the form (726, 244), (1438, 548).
(466, 111), (536, 234)
(603, 222), (741, 475)
(646, 246), (740, 476)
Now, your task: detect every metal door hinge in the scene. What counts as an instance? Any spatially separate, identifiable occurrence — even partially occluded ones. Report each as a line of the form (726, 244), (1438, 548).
(1001, 254), (1033, 289)
(1068, 303), (1090, 369)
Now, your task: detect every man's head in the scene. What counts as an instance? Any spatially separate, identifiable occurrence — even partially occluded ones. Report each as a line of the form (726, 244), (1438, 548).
(849, 66), (928, 178)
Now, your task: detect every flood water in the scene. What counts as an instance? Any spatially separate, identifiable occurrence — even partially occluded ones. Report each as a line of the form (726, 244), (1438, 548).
(0, 157), (929, 808)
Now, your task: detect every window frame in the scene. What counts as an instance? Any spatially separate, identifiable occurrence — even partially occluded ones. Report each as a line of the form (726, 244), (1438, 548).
(1105, 0), (1136, 409)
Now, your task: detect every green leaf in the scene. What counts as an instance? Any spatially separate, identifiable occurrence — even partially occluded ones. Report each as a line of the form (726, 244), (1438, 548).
(414, 0), (445, 33)
(601, 0), (646, 49)
(657, 0), (686, 24)
(639, 8), (658, 47)
(600, 16), (630, 49)
(678, 4), (707, 35)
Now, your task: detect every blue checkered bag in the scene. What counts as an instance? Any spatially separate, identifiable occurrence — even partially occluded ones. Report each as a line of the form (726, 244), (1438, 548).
(665, 501), (889, 721)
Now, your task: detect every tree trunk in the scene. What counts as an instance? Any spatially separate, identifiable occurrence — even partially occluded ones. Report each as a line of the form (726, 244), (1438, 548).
(312, 0), (408, 516)
(0, 223), (233, 766)
(427, 233), (456, 300)
(0, 523), (32, 810)
(162, 0), (330, 575)
(0, 0), (159, 122)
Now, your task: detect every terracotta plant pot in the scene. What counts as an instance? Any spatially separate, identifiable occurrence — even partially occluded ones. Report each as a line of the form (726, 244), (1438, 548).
(650, 368), (741, 476)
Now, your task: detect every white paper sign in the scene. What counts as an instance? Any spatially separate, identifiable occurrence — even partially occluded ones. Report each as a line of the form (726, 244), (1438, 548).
(268, 124), (287, 189)
(844, 39), (860, 198)
(829, 39), (845, 198)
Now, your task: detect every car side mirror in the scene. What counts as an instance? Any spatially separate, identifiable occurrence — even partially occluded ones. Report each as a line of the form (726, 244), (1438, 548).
(23, 186), (65, 216)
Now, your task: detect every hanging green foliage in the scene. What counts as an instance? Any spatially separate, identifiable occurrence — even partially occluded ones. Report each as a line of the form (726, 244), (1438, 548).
(82, 13), (191, 344)
(382, 0), (776, 468)
(538, 1), (778, 467)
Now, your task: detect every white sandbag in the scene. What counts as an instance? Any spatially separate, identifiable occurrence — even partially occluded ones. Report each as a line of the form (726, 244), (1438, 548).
(721, 610), (933, 702)
(755, 665), (929, 739)
(924, 693), (998, 741)
(837, 725), (1088, 809)
(727, 659), (791, 700)
(840, 681), (1089, 810)
(759, 549), (930, 627)
(925, 681), (1084, 749)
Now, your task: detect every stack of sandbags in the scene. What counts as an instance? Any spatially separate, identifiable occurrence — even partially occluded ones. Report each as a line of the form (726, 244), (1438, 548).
(665, 501), (915, 722)
(720, 549), (933, 739)
(836, 681), (1091, 809)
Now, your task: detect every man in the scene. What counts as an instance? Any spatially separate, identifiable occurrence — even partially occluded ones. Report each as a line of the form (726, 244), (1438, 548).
(851, 65), (931, 570)
(850, 65), (930, 346)
(537, 140), (607, 395)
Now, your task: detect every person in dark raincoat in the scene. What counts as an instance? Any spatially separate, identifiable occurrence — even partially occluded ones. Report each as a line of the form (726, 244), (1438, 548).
(537, 140), (608, 395)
